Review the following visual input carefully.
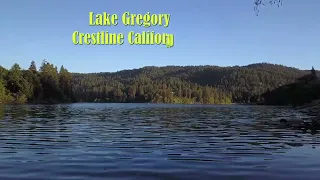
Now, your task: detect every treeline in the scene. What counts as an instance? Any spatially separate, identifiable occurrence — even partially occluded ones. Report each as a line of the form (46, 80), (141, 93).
(72, 74), (232, 104)
(262, 68), (320, 107)
(72, 63), (312, 104)
(0, 61), (74, 104)
(1, 61), (317, 105)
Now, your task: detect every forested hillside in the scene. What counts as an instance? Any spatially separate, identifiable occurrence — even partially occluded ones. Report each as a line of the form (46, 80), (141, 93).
(262, 67), (320, 107)
(72, 63), (315, 104)
(0, 60), (317, 104)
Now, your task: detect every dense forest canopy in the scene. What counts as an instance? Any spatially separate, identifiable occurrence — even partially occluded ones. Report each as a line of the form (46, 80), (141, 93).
(1, 60), (317, 105)
(262, 67), (320, 107)
(0, 60), (73, 104)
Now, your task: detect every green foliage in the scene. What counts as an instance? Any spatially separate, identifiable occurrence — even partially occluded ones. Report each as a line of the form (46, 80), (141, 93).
(172, 97), (195, 104)
(0, 78), (13, 103)
(0, 61), (318, 106)
(0, 66), (8, 79)
(6, 63), (23, 94)
(15, 93), (27, 104)
(59, 65), (73, 101)
(0, 60), (74, 104)
(72, 63), (312, 104)
(0, 79), (6, 102)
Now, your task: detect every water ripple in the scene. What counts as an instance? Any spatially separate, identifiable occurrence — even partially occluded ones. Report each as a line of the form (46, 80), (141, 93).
(0, 103), (320, 180)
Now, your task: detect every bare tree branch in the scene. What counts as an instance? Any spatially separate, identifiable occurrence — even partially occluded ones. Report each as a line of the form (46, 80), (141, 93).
(254, 0), (283, 15)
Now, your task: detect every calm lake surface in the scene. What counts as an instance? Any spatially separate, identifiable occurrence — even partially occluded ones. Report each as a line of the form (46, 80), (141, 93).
(0, 103), (320, 180)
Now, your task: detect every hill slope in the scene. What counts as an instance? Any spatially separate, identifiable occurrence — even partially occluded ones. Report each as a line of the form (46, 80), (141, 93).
(72, 63), (316, 103)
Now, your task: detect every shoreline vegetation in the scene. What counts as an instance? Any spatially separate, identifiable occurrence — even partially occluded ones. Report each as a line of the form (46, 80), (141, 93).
(0, 60), (74, 105)
(0, 60), (319, 130)
(0, 60), (319, 115)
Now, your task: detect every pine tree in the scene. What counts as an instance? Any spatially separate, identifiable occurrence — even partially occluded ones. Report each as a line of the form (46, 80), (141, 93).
(29, 61), (37, 72)
(311, 66), (317, 78)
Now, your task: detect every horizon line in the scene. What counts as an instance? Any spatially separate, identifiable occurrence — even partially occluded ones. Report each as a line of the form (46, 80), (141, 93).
(1, 61), (317, 74)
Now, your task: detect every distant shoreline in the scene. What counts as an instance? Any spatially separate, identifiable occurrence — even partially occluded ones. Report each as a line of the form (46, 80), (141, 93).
(1, 101), (290, 106)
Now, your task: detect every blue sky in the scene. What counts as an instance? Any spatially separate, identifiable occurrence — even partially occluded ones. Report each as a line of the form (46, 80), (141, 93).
(0, 0), (319, 73)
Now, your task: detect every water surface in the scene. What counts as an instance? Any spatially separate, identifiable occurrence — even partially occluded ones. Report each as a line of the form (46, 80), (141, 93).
(0, 103), (320, 180)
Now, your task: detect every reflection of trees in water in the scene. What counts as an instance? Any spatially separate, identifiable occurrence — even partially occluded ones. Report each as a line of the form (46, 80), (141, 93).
(2, 105), (58, 120)
(0, 105), (76, 152)
(3, 104), (75, 120)
(4, 105), (29, 119)
(0, 105), (72, 134)
(0, 105), (4, 119)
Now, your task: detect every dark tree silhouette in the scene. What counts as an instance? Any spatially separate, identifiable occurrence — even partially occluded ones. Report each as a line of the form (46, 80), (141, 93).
(311, 66), (317, 77)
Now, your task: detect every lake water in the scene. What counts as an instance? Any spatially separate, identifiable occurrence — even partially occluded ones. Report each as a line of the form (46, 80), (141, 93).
(0, 103), (320, 180)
